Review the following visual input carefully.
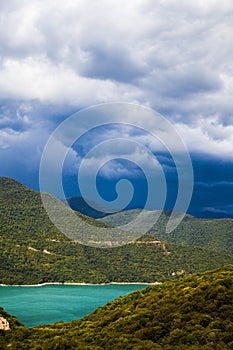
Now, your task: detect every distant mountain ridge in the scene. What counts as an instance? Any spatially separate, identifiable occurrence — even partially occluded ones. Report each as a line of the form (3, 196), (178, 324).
(65, 195), (192, 220)
(65, 194), (233, 219)
(64, 195), (233, 255)
(101, 208), (233, 256)
(64, 196), (112, 218)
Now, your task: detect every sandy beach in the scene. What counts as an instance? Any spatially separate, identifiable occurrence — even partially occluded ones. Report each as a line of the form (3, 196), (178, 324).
(0, 281), (160, 287)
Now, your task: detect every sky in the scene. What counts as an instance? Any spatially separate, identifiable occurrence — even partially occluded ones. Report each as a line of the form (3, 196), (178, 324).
(0, 0), (233, 218)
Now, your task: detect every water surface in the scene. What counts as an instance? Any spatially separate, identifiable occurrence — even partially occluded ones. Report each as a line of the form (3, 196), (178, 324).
(0, 284), (148, 327)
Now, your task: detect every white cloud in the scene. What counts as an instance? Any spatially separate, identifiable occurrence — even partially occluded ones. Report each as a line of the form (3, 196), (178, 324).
(0, 128), (24, 149)
(0, 0), (232, 118)
(0, 56), (142, 105)
(175, 117), (233, 157)
(82, 146), (160, 179)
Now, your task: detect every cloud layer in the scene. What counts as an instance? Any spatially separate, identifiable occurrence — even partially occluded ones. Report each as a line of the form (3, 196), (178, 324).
(0, 1), (232, 138)
(0, 1), (233, 113)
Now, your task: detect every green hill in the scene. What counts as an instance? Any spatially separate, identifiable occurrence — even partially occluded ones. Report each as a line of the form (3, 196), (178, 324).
(101, 209), (233, 255)
(0, 177), (232, 285)
(1, 265), (233, 349)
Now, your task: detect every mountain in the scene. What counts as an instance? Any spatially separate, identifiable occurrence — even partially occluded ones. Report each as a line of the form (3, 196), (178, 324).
(64, 196), (112, 218)
(0, 177), (138, 248)
(101, 209), (233, 255)
(1, 265), (233, 349)
(0, 177), (232, 285)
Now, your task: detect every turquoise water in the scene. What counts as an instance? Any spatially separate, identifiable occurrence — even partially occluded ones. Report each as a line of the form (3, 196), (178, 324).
(0, 284), (148, 327)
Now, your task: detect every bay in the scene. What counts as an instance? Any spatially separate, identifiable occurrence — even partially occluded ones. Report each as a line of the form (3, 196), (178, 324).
(0, 284), (148, 327)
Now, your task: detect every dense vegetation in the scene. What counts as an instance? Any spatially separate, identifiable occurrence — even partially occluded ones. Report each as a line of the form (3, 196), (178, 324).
(101, 209), (233, 255)
(1, 265), (233, 349)
(0, 177), (232, 285)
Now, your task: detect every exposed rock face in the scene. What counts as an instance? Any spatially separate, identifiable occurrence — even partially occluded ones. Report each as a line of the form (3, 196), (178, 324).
(136, 239), (171, 255)
(0, 317), (10, 330)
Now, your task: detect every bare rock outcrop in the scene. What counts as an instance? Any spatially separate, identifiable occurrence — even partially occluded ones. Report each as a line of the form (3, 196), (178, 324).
(0, 316), (10, 330)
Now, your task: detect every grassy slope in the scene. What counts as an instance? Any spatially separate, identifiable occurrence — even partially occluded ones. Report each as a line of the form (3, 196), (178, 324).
(101, 209), (233, 255)
(1, 265), (233, 349)
(0, 177), (232, 284)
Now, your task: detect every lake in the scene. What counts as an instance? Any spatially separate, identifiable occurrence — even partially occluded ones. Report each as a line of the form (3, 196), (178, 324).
(0, 284), (149, 327)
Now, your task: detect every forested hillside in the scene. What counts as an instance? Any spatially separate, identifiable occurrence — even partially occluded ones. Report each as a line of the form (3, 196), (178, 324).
(1, 177), (232, 285)
(102, 209), (233, 255)
(0, 177), (232, 285)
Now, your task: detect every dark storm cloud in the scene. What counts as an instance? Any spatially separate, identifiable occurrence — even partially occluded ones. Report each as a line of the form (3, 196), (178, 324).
(190, 154), (233, 217)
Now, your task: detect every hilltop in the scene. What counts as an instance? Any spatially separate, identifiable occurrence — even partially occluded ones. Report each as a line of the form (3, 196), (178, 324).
(1, 265), (233, 349)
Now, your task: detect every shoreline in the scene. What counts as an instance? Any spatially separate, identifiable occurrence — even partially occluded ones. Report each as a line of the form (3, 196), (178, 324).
(0, 281), (160, 287)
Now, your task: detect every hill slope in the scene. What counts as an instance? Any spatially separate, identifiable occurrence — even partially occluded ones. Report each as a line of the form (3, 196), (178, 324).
(1, 265), (233, 349)
(0, 177), (232, 285)
(101, 209), (233, 255)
